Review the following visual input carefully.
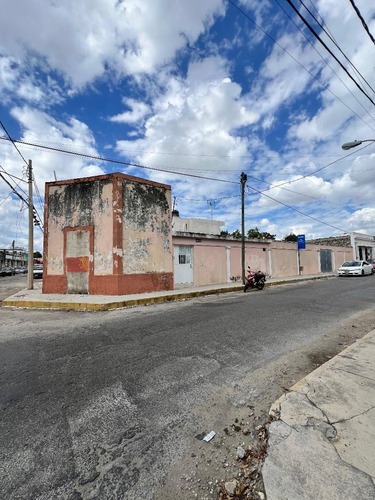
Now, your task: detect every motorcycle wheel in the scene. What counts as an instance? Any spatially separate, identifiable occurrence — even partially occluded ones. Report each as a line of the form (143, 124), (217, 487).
(256, 280), (265, 290)
(244, 284), (249, 293)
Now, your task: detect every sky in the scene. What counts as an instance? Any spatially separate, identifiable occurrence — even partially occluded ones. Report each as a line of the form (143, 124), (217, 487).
(1, 0), (375, 252)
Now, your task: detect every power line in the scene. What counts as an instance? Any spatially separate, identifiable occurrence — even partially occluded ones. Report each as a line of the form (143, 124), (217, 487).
(0, 169), (27, 183)
(0, 136), (239, 185)
(261, 142), (373, 193)
(298, 0), (375, 96)
(0, 120), (29, 166)
(0, 172), (28, 205)
(1, 135), (370, 234)
(348, 0), (375, 46)
(247, 182), (348, 233)
(0, 166), (29, 200)
(1, 135), (371, 203)
(273, 0), (375, 126)
(0, 121), (44, 228)
(33, 175), (45, 219)
(226, 0), (375, 132)
(0, 165), (44, 231)
(289, 0), (375, 105)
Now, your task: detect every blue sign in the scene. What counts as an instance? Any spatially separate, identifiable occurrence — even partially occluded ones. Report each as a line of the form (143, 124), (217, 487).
(297, 234), (306, 249)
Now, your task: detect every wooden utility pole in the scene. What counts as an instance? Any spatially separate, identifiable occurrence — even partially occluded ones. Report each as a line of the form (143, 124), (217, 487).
(27, 159), (34, 290)
(240, 172), (247, 284)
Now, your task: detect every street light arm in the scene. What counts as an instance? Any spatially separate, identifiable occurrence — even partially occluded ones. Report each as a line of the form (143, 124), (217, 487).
(342, 139), (375, 150)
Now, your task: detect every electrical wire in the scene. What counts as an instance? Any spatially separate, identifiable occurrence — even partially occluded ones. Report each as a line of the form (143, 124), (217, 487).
(0, 166), (44, 231)
(0, 136), (239, 185)
(296, 0), (375, 98)
(1, 135), (371, 235)
(299, 0), (375, 96)
(0, 121), (44, 228)
(348, 0), (375, 46)
(0, 170), (28, 183)
(226, 0), (375, 132)
(260, 142), (373, 193)
(33, 175), (45, 219)
(247, 182), (348, 233)
(273, 0), (375, 125)
(0, 120), (29, 167)
(1, 135), (371, 203)
(0, 166), (29, 200)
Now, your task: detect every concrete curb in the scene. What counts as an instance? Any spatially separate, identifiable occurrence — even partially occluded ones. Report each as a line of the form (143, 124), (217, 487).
(270, 328), (375, 413)
(264, 329), (375, 499)
(2, 274), (335, 311)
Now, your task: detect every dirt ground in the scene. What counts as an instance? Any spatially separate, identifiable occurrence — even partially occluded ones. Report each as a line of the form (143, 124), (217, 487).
(155, 308), (375, 500)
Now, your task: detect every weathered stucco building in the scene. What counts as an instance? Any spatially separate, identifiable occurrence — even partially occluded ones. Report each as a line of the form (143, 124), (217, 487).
(43, 173), (173, 295)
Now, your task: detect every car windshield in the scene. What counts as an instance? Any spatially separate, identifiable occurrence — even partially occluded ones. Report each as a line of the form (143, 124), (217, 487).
(342, 261), (361, 267)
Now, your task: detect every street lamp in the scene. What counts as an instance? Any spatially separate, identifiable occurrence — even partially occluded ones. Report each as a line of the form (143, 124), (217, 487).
(342, 139), (375, 150)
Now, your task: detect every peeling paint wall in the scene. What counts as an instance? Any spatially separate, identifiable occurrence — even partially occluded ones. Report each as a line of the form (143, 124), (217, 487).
(46, 179), (113, 276)
(122, 181), (172, 274)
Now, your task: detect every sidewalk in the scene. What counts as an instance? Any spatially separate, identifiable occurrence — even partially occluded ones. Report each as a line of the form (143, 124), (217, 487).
(2, 273), (335, 311)
(263, 330), (375, 500)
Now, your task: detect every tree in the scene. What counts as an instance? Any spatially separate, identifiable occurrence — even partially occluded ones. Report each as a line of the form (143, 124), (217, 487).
(283, 233), (298, 242)
(33, 251), (42, 258)
(220, 230), (229, 237)
(231, 229), (242, 239)
(247, 227), (276, 240)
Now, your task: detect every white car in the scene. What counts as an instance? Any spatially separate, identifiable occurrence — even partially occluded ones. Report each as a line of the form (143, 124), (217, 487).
(33, 264), (43, 279)
(338, 260), (373, 276)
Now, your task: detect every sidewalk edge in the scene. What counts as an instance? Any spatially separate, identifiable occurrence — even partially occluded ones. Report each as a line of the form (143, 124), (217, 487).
(2, 274), (335, 311)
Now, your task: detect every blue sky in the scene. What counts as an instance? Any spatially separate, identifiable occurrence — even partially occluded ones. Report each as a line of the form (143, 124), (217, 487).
(1, 0), (375, 252)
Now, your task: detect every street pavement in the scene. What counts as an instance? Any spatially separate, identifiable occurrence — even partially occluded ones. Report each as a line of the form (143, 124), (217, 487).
(263, 330), (375, 500)
(3, 275), (375, 500)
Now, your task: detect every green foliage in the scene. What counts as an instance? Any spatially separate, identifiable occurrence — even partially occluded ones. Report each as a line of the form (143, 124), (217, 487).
(231, 229), (242, 239)
(220, 230), (229, 237)
(33, 251), (42, 258)
(247, 227), (276, 240)
(283, 233), (298, 242)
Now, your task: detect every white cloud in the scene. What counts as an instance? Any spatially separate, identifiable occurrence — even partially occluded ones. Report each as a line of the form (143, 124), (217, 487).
(347, 208), (375, 234)
(0, 0), (225, 89)
(8, 106), (104, 184)
(109, 98), (151, 124)
(115, 57), (259, 191)
(0, 55), (63, 106)
(0, 107), (105, 250)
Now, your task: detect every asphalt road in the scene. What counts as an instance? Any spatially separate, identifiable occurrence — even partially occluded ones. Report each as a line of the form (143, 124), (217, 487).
(0, 273), (28, 302)
(1, 276), (375, 499)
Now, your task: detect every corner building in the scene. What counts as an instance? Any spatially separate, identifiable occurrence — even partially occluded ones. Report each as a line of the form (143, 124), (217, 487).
(43, 173), (173, 295)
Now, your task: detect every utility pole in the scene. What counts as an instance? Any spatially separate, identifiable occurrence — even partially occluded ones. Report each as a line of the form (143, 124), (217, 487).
(12, 240), (15, 267)
(27, 159), (34, 290)
(240, 172), (247, 284)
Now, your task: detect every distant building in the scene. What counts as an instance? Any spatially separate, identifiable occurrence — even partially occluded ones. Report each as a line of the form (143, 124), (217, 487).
(0, 246), (27, 269)
(307, 235), (352, 247)
(308, 232), (375, 261)
(172, 214), (224, 236)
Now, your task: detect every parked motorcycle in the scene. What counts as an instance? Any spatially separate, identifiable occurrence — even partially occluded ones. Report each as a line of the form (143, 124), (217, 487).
(244, 267), (266, 292)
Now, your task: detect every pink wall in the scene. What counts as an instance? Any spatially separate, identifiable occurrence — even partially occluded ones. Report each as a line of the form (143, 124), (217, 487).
(193, 245), (227, 285)
(173, 236), (352, 286)
(173, 237), (270, 285)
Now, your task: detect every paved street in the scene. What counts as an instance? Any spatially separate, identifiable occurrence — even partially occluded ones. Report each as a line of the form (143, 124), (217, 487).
(1, 276), (375, 499)
(0, 273), (28, 302)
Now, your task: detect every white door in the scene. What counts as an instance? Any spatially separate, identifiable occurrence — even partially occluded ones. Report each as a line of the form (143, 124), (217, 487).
(174, 245), (193, 284)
